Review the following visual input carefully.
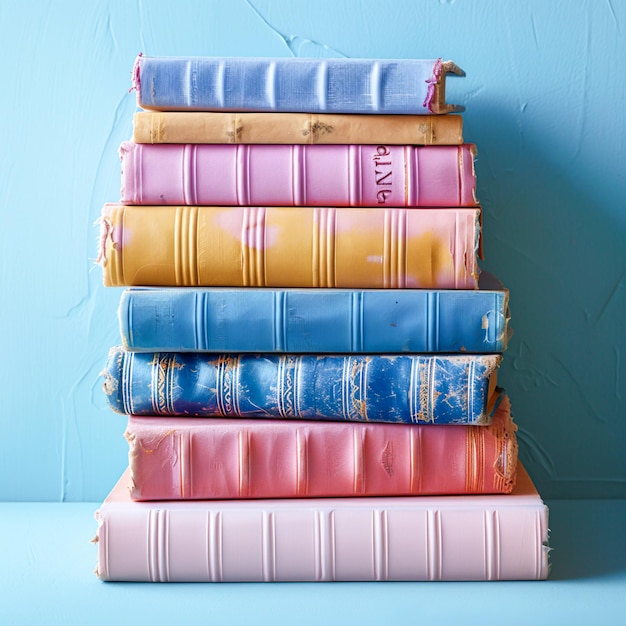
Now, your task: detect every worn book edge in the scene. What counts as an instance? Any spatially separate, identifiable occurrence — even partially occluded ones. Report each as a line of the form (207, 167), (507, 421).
(430, 60), (465, 114)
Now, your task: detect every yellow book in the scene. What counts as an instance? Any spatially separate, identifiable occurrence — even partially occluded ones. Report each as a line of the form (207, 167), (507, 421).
(98, 204), (481, 289)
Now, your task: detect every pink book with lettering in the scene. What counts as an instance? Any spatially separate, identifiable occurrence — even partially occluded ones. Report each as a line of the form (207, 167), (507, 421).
(124, 393), (517, 501)
(119, 142), (477, 207)
(94, 460), (549, 582)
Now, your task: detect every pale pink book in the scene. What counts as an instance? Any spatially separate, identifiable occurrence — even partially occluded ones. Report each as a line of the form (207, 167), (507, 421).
(119, 142), (477, 207)
(94, 461), (549, 582)
(125, 393), (518, 501)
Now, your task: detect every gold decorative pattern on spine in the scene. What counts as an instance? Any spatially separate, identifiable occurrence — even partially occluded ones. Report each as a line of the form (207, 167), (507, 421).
(174, 206), (199, 285)
(241, 206), (266, 286)
(383, 208), (407, 288)
(413, 357), (435, 423)
(149, 353), (166, 415)
(311, 208), (336, 287)
(215, 355), (236, 415)
(277, 355), (298, 417)
(344, 356), (367, 421)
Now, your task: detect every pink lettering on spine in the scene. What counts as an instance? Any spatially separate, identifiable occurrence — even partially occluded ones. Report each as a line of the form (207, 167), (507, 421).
(372, 146), (393, 204)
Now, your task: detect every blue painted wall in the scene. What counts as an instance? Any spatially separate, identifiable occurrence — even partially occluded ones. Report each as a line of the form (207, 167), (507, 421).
(1, 0), (624, 501)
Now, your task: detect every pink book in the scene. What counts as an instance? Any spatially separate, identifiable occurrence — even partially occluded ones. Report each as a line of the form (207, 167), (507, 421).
(119, 142), (477, 207)
(94, 461), (549, 582)
(125, 393), (518, 501)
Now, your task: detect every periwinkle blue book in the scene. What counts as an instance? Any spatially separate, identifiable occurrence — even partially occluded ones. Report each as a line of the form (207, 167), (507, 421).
(118, 272), (510, 354)
(132, 54), (464, 114)
(103, 347), (501, 425)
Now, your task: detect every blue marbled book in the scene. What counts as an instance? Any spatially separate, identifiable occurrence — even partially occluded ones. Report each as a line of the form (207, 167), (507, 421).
(117, 272), (510, 354)
(132, 55), (464, 114)
(103, 348), (501, 425)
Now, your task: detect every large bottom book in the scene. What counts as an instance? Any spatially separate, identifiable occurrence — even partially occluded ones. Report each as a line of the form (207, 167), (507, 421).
(94, 461), (549, 582)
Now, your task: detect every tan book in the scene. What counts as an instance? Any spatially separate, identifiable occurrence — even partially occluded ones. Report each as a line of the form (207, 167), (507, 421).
(132, 111), (464, 145)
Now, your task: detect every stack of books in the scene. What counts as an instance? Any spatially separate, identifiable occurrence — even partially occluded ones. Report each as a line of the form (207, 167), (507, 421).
(94, 55), (549, 582)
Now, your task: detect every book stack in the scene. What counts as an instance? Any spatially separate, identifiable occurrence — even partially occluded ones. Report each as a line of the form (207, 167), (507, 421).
(94, 55), (549, 582)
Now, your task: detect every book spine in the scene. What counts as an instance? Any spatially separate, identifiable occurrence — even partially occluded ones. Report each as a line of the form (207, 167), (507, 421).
(98, 204), (481, 289)
(125, 394), (518, 500)
(102, 348), (501, 425)
(95, 479), (549, 582)
(131, 112), (465, 145)
(119, 142), (477, 207)
(133, 56), (461, 114)
(118, 286), (509, 353)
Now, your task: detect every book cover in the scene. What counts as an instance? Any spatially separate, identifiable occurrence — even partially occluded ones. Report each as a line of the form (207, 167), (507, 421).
(125, 392), (518, 500)
(117, 271), (510, 354)
(119, 142), (477, 207)
(132, 111), (464, 145)
(94, 461), (549, 582)
(102, 349), (501, 425)
(97, 204), (481, 289)
(132, 55), (464, 115)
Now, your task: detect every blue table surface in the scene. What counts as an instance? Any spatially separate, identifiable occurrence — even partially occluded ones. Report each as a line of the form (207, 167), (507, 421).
(1, 498), (625, 626)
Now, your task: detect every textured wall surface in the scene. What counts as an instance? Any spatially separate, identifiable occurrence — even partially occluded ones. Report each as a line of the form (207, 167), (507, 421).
(1, 0), (624, 501)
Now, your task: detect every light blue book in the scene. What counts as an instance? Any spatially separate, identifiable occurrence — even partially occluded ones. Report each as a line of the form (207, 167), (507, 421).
(103, 348), (502, 425)
(118, 272), (510, 354)
(132, 55), (464, 114)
